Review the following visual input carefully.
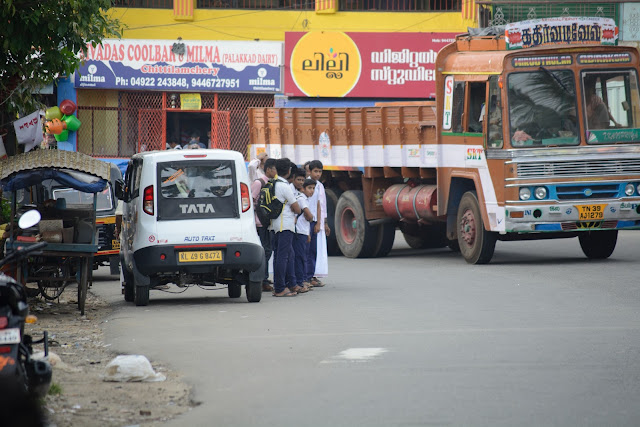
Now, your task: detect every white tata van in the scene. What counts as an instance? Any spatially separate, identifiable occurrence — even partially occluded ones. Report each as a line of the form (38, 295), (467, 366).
(116, 150), (264, 306)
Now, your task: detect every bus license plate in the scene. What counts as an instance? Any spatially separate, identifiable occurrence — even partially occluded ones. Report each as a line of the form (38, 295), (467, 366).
(0, 328), (20, 345)
(576, 204), (606, 220)
(112, 239), (121, 250)
(178, 250), (223, 263)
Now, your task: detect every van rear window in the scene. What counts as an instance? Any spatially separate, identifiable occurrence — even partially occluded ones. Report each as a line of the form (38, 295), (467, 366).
(157, 160), (238, 220)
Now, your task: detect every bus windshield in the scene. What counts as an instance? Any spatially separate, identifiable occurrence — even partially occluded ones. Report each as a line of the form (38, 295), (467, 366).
(582, 69), (640, 144)
(508, 69), (579, 147)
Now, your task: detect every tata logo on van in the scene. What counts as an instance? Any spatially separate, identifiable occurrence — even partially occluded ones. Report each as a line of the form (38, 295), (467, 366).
(179, 203), (216, 214)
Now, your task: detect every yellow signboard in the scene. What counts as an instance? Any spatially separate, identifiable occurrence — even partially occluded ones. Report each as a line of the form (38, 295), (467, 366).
(180, 94), (202, 110)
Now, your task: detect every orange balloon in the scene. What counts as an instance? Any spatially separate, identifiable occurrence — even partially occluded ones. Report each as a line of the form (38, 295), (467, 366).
(45, 118), (67, 135)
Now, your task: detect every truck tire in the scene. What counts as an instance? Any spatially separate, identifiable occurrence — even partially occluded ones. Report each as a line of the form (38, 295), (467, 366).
(246, 281), (262, 302)
(457, 191), (496, 264)
(325, 188), (343, 256)
(373, 222), (396, 258)
(579, 230), (617, 259)
(403, 232), (426, 249)
(228, 282), (242, 298)
(335, 190), (377, 258)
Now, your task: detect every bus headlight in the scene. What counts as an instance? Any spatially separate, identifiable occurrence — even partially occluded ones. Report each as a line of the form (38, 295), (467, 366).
(519, 187), (531, 201)
(534, 187), (547, 200)
(625, 183), (635, 196)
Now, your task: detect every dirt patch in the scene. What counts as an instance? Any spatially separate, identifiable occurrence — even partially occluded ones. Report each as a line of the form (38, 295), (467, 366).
(25, 287), (194, 426)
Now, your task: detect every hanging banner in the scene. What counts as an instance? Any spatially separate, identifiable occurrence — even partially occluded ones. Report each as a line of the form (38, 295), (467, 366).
(180, 93), (202, 110)
(75, 39), (283, 93)
(505, 17), (618, 50)
(285, 32), (456, 98)
(13, 110), (43, 152)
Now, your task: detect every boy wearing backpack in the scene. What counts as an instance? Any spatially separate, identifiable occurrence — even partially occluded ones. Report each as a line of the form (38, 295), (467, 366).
(271, 158), (301, 297)
(251, 158), (277, 292)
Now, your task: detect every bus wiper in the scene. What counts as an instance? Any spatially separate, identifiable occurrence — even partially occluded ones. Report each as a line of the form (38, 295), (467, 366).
(539, 66), (571, 95)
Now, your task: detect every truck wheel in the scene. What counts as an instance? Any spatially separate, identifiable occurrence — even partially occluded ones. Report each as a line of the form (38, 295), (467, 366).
(325, 188), (342, 256)
(228, 282), (242, 298)
(109, 255), (120, 276)
(457, 191), (496, 264)
(579, 230), (617, 259)
(373, 222), (396, 257)
(246, 281), (262, 302)
(335, 190), (377, 258)
(403, 232), (426, 249)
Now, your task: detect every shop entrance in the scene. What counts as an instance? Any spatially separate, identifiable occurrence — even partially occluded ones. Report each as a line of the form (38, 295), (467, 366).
(137, 109), (230, 152)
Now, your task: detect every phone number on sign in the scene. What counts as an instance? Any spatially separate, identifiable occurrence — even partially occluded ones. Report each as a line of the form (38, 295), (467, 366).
(127, 77), (240, 89)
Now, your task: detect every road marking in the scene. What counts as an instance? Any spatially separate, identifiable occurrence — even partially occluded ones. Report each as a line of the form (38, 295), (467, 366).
(321, 347), (388, 364)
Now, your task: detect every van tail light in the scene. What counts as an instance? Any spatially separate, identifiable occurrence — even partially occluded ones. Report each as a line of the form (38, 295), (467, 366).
(0, 316), (7, 329)
(240, 183), (250, 213)
(143, 185), (154, 216)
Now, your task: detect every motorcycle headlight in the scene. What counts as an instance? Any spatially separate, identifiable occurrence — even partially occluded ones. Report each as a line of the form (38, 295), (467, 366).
(534, 186), (547, 200)
(625, 183), (635, 196)
(519, 187), (531, 201)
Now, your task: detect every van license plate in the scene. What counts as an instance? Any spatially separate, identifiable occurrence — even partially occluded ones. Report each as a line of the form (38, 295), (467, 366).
(178, 250), (223, 263)
(576, 204), (606, 220)
(0, 328), (20, 345)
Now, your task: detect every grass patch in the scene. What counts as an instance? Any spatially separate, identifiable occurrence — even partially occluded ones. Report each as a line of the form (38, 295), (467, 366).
(48, 382), (63, 396)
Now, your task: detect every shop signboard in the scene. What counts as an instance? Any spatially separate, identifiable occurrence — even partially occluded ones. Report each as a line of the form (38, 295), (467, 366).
(284, 32), (457, 98)
(74, 39), (283, 93)
(505, 17), (618, 50)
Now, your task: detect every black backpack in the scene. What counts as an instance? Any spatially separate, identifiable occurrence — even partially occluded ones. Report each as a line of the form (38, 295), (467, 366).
(256, 178), (284, 226)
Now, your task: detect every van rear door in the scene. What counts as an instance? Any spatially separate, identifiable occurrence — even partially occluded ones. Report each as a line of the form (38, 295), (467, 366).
(156, 160), (238, 221)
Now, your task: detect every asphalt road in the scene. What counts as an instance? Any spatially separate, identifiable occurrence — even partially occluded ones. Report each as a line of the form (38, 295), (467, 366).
(92, 231), (640, 427)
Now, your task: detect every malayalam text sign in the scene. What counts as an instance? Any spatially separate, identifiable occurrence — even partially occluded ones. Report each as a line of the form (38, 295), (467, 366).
(285, 32), (456, 98)
(75, 39), (283, 93)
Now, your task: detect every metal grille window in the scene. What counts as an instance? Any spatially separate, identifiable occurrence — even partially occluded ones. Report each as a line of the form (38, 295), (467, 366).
(77, 91), (273, 159)
(197, 0), (459, 10)
(478, 1), (617, 27)
(112, 0), (173, 7)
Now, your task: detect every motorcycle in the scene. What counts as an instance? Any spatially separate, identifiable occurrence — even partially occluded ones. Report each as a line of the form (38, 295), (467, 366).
(0, 210), (52, 398)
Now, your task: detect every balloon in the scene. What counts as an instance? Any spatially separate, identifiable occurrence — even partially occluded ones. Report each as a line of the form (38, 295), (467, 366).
(62, 114), (81, 132)
(54, 130), (69, 142)
(59, 99), (77, 116)
(46, 118), (66, 135)
(45, 106), (62, 121)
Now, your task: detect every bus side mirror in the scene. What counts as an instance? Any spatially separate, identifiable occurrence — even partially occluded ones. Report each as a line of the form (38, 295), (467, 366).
(114, 179), (127, 201)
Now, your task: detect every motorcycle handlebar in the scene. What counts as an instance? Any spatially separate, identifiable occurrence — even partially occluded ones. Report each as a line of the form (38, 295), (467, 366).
(0, 241), (48, 268)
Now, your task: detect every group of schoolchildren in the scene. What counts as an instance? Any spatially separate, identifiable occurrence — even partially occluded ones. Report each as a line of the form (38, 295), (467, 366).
(249, 154), (329, 297)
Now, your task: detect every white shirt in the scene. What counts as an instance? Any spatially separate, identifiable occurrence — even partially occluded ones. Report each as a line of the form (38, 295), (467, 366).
(307, 178), (319, 222)
(315, 180), (327, 223)
(296, 194), (311, 236)
(272, 176), (296, 233)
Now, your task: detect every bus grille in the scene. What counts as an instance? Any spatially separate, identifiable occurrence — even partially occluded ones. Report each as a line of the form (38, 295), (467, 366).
(517, 159), (640, 178)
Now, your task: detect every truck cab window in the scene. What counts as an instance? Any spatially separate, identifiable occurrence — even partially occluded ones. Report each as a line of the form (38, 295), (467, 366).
(487, 76), (503, 148)
(451, 82), (465, 133)
(582, 70), (640, 144)
(508, 69), (579, 147)
(468, 82), (486, 133)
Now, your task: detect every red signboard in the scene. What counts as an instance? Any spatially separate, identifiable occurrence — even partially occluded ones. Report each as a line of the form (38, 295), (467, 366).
(285, 31), (457, 99)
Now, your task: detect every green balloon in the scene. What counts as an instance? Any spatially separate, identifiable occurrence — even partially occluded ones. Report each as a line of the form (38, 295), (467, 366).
(45, 106), (62, 121)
